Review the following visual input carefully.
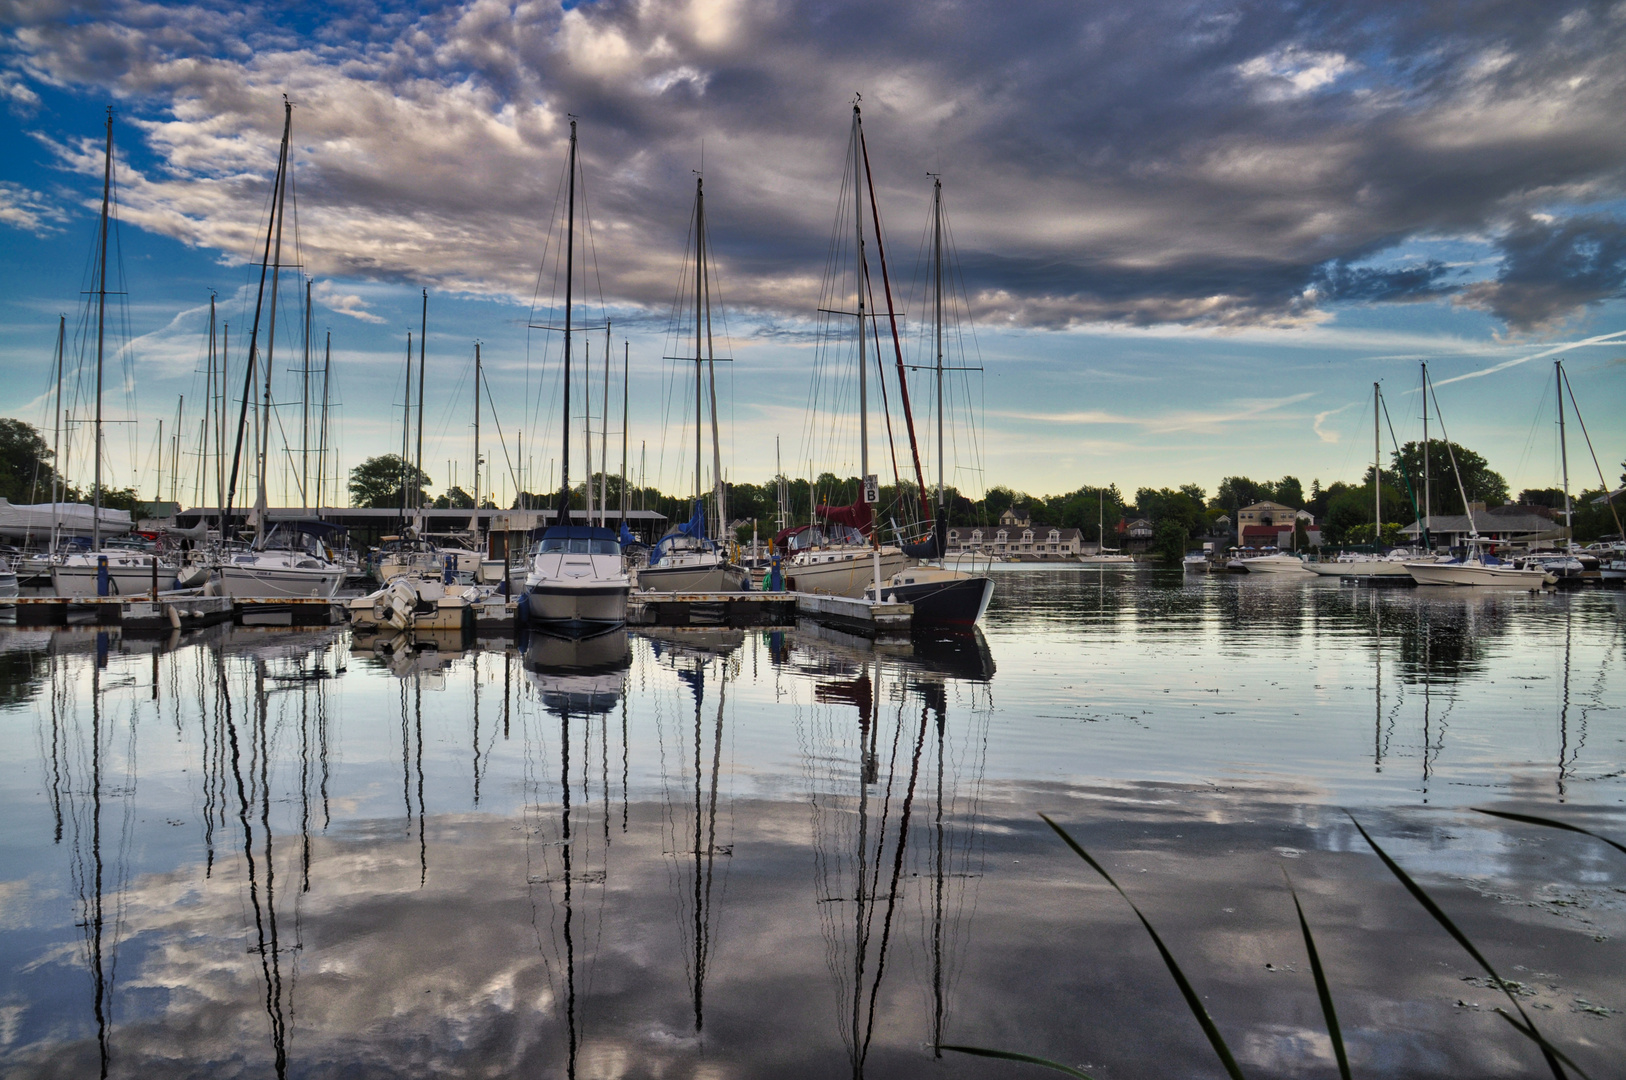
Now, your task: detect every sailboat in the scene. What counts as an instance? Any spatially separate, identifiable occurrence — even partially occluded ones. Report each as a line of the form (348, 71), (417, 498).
(218, 100), (345, 600)
(1512, 360), (1615, 586)
(50, 110), (179, 598)
(639, 175), (749, 593)
(862, 175), (993, 626)
(523, 120), (632, 632)
(785, 103), (912, 599)
(1403, 370), (1543, 587)
(1078, 489), (1134, 566)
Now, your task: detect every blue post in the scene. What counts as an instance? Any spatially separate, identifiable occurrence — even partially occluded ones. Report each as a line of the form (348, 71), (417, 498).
(444, 554), (456, 584)
(768, 554), (783, 593)
(96, 555), (109, 597)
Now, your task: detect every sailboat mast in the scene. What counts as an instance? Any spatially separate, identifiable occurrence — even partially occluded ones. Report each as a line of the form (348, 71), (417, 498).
(417, 289), (427, 513)
(1556, 360), (1572, 542)
(401, 332), (412, 517)
(858, 126), (930, 523)
(1373, 382), (1381, 545)
(701, 195), (726, 537)
(853, 104), (869, 500)
(301, 279), (311, 510)
(934, 177), (944, 508)
(93, 109), (112, 551)
(318, 330), (330, 510)
(171, 395), (183, 505)
(620, 341), (628, 528)
(225, 99), (291, 536)
(584, 340), (594, 524)
(694, 176), (704, 508)
(473, 341), (482, 519)
(51, 313), (65, 549)
(559, 120), (576, 521)
(256, 105), (293, 537)
(601, 320), (610, 527)
(1420, 361), (1431, 542)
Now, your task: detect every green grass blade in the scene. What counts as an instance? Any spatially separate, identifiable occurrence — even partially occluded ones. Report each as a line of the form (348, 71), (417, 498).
(1283, 872), (1351, 1080)
(1471, 808), (1626, 858)
(1492, 1010), (1595, 1080)
(1041, 813), (1248, 1080)
(939, 1044), (1098, 1078)
(1347, 813), (1573, 1080)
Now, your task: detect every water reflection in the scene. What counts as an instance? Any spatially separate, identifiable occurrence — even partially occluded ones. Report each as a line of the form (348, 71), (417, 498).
(0, 578), (1621, 1078)
(646, 627), (741, 1037)
(521, 629), (631, 1079)
(795, 629), (992, 1076)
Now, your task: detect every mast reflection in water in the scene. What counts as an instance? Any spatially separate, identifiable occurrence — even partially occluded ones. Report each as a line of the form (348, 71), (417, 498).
(521, 628), (630, 1079)
(791, 625), (993, 1077)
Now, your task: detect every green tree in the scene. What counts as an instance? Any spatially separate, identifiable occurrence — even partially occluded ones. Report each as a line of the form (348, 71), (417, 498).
(1387, 440), (1508, 516)
(1264, 476), (1305, 507)
(1150, 519), (1189, 563)
(349, 454), (431, 509)
(1324, 482), (1405, 543)
(0, 418), (65, 503)
(434, 486), (475, 510)
(1517, 487), (1567, 509)
(1214, 476), (1264, 511)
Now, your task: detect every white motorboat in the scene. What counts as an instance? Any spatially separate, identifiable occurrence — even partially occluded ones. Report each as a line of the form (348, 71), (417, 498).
(524, 526), (631, 633)
(1303, 551), (1422, 577)
(219, 521), (345, 599)
(1238, 552), (1312, 574)
(1405, 550), (1545, 587)
(52, 548), (178, 597)
(348, 575), (491, 633)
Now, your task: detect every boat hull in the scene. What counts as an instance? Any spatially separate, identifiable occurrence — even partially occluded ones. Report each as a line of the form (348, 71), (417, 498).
(525, 581), (631, 632)
(874, 575), (994, 627)
(636, 561), (751, 593)
(786, 549), (911, 598)
(220, 565), (343, 599)
(1240, 555), (1312, 574)
(52, 558), (177, 597)
(1304, 561), (1413, 577)
(1404, 562), (1546, 587)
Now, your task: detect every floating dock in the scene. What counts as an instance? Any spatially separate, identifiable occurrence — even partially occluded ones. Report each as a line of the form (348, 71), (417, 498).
(8, 593), (343, 629)
(628, 591), (796, 628)
(624, 590), (911, 636)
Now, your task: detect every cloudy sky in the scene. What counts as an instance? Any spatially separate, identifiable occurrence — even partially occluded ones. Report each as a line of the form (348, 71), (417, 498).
(2, 0), (1624, 508)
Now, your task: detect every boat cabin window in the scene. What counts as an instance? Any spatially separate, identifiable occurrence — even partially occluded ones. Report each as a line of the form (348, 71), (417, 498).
(537, 536), (621, 555)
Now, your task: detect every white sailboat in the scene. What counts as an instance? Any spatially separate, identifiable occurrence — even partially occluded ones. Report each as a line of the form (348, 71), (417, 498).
(523, 120), (630, 632)
(639, 175), (748, 594)
(1079, 491), (1134, 565)
(218, 100), (346, 598)
(51, 110), (179, 598)
(786, 101), (910, 598)
(1404, 371), (1543, 587)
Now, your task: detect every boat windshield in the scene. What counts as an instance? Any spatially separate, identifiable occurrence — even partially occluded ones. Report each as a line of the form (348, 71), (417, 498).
(536, 537), (620, 556)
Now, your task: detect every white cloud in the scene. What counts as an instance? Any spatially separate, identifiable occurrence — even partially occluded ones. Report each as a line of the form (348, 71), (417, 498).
(1238, 47), (1358, 100)
(0, 181), (66, 234)
(313, 281), (387, 324)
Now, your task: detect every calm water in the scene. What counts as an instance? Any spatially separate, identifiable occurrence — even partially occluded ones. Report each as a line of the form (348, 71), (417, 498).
(1, 571), (1622, 1079)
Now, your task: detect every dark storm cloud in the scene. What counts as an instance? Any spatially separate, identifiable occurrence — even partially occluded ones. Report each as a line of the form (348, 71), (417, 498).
(1461, 212), (1626, 331)
(4, 0), (1626, 329)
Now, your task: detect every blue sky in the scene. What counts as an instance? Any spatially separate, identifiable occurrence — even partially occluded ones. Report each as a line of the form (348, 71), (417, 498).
(2, 0), (1623, 510)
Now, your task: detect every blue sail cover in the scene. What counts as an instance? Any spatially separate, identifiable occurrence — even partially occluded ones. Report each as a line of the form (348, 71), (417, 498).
(649, 501), (710, 566)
